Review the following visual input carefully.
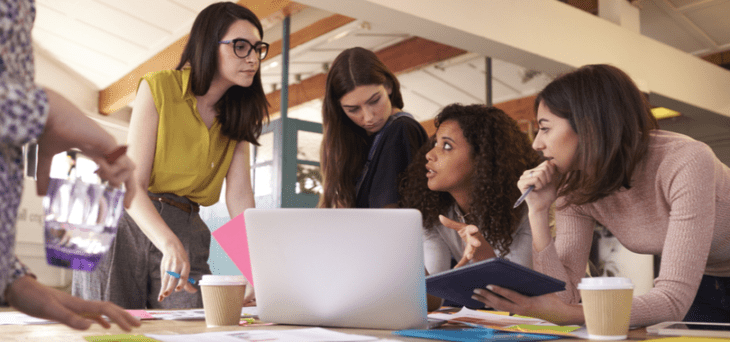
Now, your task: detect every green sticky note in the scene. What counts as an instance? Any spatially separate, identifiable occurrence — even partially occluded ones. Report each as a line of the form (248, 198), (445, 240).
(510, 324), (580, 333)
(84, 334), (159, 342)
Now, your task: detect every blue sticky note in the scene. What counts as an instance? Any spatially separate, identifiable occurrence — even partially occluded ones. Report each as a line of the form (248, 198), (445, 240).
(393, 327), (560, 342)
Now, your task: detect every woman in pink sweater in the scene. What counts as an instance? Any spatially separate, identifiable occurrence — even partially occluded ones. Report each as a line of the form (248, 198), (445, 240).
(470, 64), (730, 326)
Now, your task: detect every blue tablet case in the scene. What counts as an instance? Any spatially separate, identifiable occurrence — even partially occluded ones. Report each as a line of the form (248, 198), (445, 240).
(426, 258), (566, 309)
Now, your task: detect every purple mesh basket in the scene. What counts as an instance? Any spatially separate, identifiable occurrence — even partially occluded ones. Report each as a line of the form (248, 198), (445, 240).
(43, 178), (125, 271)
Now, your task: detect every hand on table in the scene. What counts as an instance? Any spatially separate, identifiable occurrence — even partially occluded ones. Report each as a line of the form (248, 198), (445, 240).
(6, 275), (141, 331)
(440, 215), (496, 268)
(471, 284), (585, 326)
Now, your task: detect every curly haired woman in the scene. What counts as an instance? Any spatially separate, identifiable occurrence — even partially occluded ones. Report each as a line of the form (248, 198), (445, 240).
(400, 104), (541, 276)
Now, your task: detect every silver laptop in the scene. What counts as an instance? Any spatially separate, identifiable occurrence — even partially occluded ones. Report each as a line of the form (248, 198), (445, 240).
(244, 208), (428, 330)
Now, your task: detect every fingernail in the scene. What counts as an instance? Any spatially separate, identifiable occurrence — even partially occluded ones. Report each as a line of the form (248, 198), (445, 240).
(471, 295), (478, 300)
(486, 285), (494, 291)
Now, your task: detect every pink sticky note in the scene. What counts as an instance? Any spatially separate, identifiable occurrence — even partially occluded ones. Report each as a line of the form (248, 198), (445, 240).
(212, 213), (254, 288)
(126, 309), (156, 320)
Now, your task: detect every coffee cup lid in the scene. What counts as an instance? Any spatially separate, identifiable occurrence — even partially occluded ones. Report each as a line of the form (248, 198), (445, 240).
(198, 275), (247, 286)
(577, 277), (634, 290)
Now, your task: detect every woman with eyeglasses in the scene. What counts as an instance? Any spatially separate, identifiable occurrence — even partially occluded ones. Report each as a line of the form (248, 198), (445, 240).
(319, 47), (428, 209)
(73, 2), (269, 309)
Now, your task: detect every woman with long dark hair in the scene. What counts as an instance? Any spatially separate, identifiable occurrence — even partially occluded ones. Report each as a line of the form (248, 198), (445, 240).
(472, 64), (730, 326)
(73, 2), (269, 309)
(400, 104), (540, 276)
(319, 47), (427, 208)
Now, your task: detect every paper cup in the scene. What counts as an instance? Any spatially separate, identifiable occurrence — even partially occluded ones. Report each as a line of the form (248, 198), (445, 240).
(199, 275), (246, 327)
(578, 277), (634, 340)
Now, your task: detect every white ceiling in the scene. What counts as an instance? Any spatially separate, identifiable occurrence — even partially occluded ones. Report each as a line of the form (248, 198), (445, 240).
(32, 0), (730, 123)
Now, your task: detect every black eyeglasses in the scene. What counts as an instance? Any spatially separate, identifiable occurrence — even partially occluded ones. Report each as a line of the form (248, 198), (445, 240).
(219, 39), (269, 60)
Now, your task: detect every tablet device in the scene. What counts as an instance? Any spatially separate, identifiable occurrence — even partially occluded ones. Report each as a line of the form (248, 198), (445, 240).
(646, 321), (730, 338)
(426, 257), (566, 308)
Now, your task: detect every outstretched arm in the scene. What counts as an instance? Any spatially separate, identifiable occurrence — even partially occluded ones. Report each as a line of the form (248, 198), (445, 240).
(125, 80), (196, 301)
(36, 88), (136, 207)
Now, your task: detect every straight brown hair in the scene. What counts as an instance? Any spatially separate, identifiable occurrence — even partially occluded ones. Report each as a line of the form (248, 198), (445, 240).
(176, 2), (269, 145)
(318, 47), (404, 208)
(535, 64), (658, 206)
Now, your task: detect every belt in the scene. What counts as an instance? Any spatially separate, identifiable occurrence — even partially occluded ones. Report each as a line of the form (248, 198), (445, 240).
(149, 195), (200, 214)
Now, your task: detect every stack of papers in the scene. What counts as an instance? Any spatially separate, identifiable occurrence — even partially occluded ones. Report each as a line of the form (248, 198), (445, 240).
(420, 307), (588, 339)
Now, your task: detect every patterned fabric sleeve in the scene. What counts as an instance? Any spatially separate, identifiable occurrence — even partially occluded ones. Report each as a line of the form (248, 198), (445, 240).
(0, 0), (49, 145)
(0, 71), (49, 145)
(0, 0), (47, 305)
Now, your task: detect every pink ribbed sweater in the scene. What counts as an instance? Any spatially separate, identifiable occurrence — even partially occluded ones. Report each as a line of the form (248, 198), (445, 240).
(533, 130), (730, 327)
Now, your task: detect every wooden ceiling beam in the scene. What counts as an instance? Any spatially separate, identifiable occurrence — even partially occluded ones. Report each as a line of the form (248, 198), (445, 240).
(702, 50), (730, 69)
(98, 0), (293, 115)
(265, 36), (467, 115)
(267, 14), (356, 60)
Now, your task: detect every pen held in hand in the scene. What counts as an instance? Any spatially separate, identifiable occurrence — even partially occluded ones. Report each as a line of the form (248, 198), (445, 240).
(166, 271), (196, 285)
(513, 185), (535, 209)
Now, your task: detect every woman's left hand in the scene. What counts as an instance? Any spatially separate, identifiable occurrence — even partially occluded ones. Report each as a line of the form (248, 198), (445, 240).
(440, 215), (496, 268)
(472, 284), (585, 326)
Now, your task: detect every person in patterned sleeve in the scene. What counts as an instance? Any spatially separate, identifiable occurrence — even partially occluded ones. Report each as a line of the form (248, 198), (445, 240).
(0, 0), (140, 331)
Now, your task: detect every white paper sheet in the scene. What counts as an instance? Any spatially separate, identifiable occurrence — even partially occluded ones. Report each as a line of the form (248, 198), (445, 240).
(0, 312), (55, 325)
(146, 327), (378, 342)
(144, 306), (259, 321)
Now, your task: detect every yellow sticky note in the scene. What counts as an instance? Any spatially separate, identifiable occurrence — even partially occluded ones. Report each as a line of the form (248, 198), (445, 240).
(649, 338), (730, 342)
(510, 324), (580, 333)
(476, 310), (511, 316)
(84, 334), (159, 342)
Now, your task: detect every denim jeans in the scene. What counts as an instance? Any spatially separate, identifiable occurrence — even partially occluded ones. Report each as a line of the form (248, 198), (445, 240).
(683, 274), (730, 323)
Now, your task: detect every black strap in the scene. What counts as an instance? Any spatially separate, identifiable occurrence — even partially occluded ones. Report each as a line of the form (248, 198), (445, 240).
(354, 112), (414, 195)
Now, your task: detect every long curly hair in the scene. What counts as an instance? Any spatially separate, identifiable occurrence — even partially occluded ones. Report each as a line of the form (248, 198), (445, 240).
(399, 104), (541, 256)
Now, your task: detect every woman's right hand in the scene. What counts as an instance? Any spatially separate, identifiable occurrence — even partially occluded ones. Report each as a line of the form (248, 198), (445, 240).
(517, 159), (559, 213)
(92, 152), (136, 209)
(158, 238), (197, 302)
(440, 215), (497, 268)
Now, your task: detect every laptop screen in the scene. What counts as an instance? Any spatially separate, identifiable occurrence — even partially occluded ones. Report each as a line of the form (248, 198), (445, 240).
(244, 208), (428, 330)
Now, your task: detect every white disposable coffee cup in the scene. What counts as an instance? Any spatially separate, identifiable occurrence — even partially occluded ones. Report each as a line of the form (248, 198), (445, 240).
(198, 275), (247, 327)
(578, 277), (634, 340)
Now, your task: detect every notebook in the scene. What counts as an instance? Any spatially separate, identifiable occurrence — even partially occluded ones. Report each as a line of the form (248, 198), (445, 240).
(244, 208), (428, 330)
